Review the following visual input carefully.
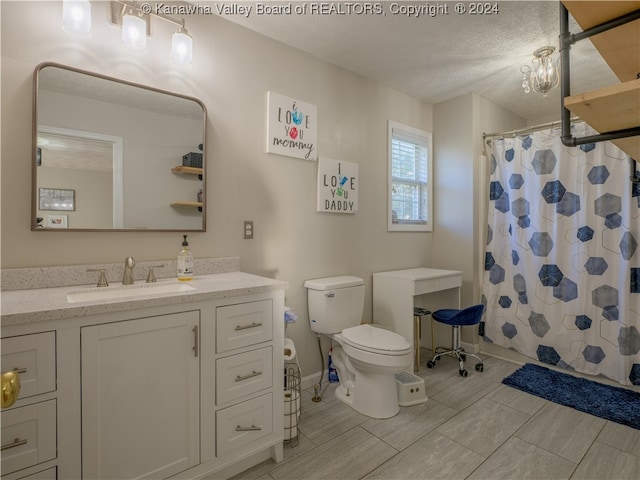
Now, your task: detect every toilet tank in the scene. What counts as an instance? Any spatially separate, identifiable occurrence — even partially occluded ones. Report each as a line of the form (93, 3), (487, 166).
(304, 276), (365, 334)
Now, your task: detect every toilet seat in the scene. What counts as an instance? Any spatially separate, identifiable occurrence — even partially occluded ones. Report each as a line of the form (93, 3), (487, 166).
(341, 324), (412, 356)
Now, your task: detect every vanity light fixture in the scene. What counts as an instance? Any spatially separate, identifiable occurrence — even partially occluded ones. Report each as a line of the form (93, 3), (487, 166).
(113, 1), (193, 65)
(520, 46), (560, 96)
(171, 22), (193, 67)
(62, 0), (92, 38)
(62, 1), (194, 66)
(121, 7), (147, 52)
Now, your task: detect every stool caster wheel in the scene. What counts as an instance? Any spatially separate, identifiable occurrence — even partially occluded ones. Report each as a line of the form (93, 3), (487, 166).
(460, 353), (467, 361)
(459, 369), (468, 377)
(475, 363), (484, 372)
(427, 360), (436, 368)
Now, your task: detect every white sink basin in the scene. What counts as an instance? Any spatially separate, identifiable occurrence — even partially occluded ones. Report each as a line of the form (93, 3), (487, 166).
(67, 282), (196, 303)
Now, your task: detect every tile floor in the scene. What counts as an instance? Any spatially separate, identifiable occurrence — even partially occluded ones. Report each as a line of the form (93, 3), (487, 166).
(232, 352), (640, 480)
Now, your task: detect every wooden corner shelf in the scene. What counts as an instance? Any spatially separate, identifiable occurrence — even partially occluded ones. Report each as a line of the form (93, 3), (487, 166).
(171, 166), (203, 176)
(171, 201), (202, 207)
(171, 201), (203, 212)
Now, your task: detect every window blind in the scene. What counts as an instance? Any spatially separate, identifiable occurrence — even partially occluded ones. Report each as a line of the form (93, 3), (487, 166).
(391, 127), (429, 225)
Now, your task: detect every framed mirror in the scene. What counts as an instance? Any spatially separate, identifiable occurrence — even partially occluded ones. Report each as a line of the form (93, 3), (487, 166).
(32, 63), (206, 231)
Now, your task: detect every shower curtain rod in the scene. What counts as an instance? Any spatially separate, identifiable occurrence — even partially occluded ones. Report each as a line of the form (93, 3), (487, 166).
(483, 117), (581, 143)
(484, 118), (640, 183)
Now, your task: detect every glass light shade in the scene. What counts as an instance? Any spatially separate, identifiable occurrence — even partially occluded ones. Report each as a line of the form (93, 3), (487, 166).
(62, 0), (91, 38)
(122, 13), (147, 52)
(171, 31), (193, 66)
(531, 57), (559, 93)
(521, 47), (559, 96)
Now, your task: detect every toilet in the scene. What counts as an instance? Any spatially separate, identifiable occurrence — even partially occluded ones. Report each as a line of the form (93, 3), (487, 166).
(304, 275), (413, 418)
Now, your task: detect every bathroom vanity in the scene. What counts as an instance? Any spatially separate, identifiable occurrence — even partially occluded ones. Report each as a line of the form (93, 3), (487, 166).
(1, 260), (287, 480)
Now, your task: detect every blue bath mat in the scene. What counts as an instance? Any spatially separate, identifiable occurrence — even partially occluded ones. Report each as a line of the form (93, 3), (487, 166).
(502, 363), (640, 430)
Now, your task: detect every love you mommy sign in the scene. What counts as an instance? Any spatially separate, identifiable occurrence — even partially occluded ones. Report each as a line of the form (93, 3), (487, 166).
(266, 92), (317, 160)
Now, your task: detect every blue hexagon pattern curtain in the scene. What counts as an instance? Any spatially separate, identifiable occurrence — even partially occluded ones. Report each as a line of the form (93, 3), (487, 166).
(483, 122), (640, 386)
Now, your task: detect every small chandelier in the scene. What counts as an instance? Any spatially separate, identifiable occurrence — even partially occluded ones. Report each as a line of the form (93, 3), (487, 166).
(521, 46), (560, 96)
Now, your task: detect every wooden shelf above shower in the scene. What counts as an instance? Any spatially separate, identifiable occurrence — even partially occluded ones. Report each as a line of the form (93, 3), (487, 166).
(562, 1), (640, 160)
(564, 79), (640, 160)
(562, 1), (640, 82)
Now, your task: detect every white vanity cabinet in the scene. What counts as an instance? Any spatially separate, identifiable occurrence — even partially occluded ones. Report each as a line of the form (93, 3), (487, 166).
(81, 310), (200, 479)
(1, 332), (58, 479)
(1, 271), (286, 480)
(213, 300), (277, 460)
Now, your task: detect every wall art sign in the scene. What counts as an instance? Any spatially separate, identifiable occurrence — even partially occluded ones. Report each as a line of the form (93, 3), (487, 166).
(266, 92), (317, 160)
(46, 214), (68, 228)
(39, 188), (75, 211)
(317, 158), (358, 214)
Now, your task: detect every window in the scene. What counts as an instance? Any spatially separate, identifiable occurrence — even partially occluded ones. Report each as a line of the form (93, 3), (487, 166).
(388, 121), (432, 231)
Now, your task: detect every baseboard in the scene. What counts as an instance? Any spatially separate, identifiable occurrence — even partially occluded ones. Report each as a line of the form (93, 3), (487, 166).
(301, 369), (324, 391)
(306, 343), (479, 387)
(461, 341), (479, 354)
(304, 342), (478, 389)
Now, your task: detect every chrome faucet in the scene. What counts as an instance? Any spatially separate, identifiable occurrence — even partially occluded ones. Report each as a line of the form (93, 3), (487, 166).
(123, 257), (136, 285)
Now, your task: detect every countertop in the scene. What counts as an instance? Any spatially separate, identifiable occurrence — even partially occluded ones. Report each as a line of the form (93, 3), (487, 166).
(1, 271), (288, 326)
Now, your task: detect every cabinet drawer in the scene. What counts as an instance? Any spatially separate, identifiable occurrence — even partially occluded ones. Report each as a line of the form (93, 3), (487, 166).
(1, 400), (57, 475)
(216, 347), (273, 405)
(1, 332), (56, 401)
(413, 275), (461, 295)
(216, 300), (273, 353)
(15, 467), (57, 480)
(216, 393), (273, 457)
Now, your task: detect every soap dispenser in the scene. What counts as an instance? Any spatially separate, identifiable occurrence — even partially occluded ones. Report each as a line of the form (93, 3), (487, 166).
(177, 234), (194, 281)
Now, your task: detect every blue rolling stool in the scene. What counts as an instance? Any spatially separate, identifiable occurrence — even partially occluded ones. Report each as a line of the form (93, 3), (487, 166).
(426, 304), (485, 377)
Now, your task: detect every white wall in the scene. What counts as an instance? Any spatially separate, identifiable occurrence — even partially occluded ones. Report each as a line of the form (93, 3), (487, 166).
(432, 94), (476, 306)
(432, 93), (525, 343)
(1, 1), (433, 376)
(37, 165), (113, 228)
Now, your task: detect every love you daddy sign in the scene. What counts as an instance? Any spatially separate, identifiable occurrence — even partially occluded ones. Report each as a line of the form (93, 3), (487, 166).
(317, 158), (358, 214)
(266, 92), (317, 160)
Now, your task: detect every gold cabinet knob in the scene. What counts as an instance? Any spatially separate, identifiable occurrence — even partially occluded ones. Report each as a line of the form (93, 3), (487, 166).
(1, 371), (21, 409)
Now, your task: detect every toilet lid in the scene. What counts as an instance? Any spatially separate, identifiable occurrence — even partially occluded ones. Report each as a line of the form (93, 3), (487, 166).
(341, 324), (412, 355)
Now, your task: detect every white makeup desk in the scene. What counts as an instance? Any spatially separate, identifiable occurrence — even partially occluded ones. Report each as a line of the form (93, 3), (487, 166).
(373, 268), (463, 372)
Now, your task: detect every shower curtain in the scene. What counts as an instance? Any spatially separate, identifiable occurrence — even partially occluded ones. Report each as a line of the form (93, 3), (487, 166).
(482, 122), (640, 385)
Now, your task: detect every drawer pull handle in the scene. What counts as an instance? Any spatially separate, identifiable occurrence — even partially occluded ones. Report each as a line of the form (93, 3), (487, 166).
(235, 322), (262, 331)
(1, 371), (21, 409)
(235, 425), (262, 432)
(13, 368), (28, 374)
(235, 370), (262, 382)
(192, 325), (199, 358)
(1, 438), (28, 451)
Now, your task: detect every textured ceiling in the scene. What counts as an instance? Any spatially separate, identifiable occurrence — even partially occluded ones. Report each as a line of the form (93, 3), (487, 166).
(218, 0), (618, 121)
(39, 65), (204, 119)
